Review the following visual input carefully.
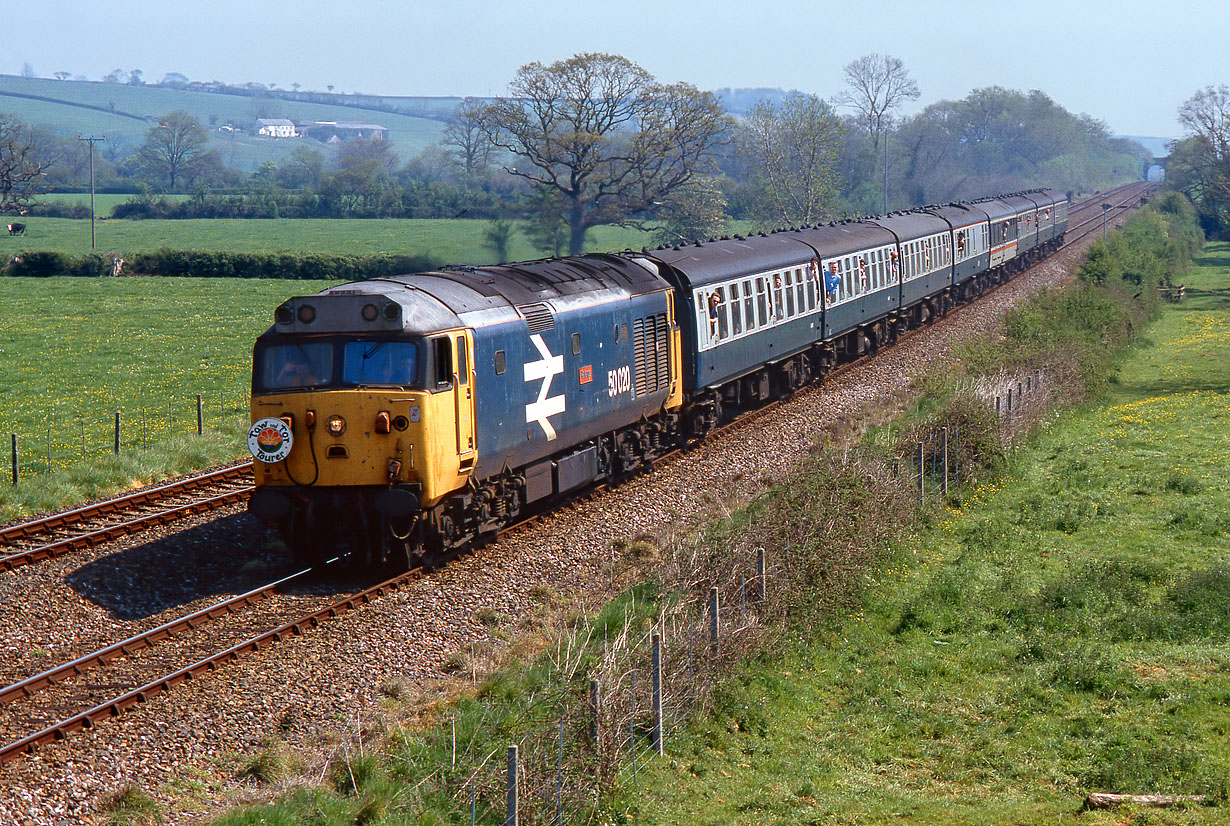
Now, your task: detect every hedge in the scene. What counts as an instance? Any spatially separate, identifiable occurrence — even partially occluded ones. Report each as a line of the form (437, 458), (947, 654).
(1, 249), (439, 280)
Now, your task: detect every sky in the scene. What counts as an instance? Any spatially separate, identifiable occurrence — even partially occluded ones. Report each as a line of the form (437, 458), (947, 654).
(2, 0), (1224, 140)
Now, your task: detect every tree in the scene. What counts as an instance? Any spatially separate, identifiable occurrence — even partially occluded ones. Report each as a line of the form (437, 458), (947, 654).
(482, 218), (516, 262)
(0, 113), (56, 213)
(276, 144), (325, 189)
(329, 137), (400, 213)
(54, 71), (70, 81)
(834, 54), (920, 150)
(741, 93), (843, 226)
(1173, 85), (1230, 230)
(476, 52), (731, 255)
(442, 97), (493, 175)
(652, 175), (729, 244)
(135, 110), (212, 191)
(127, 69), (144, 86)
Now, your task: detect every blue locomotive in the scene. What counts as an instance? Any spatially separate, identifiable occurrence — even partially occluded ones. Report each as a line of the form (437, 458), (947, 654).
(247, 189), (1067, 567)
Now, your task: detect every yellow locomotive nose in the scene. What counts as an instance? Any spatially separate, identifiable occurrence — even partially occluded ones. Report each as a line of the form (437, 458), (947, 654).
(253, 390), (422, 487)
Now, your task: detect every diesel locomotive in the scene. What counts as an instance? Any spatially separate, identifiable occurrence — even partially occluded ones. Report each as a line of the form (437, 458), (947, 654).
(247, 189), (1068, 568)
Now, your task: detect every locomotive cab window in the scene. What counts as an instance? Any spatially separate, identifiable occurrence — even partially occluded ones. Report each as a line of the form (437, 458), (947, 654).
(259, 341), (334, 391)
(432, 337), (453, 390)
(342, 340), (418, 387)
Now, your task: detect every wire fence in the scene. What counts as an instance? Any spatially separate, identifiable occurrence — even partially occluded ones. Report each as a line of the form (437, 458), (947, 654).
(7, 390), (250, 484)
(350, 545), (779, 825)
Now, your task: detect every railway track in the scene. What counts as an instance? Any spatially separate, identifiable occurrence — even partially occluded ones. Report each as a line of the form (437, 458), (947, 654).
(0, 181), (1156, 767)
(0, 462), (253, 572)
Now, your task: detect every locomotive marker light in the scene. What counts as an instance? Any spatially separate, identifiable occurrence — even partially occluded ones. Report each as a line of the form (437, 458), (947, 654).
(326, 414), (347, 436)
(247, 417), (294, 463)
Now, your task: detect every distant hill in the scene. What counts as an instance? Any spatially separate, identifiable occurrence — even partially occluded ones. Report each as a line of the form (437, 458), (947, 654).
(0, 75), (449, 172)
(1116, 135), (1178, 157)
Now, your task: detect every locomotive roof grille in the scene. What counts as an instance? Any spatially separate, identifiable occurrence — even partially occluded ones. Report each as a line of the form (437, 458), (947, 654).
(517, 302), (555, 332)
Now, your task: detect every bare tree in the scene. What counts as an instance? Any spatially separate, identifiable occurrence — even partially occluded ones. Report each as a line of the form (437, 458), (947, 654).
(0, 113), (55, 213)
(476, 52), (731, 255)
(834, 54), (920, 150)
(442, 97), (493, 175)
(742, 93), (843, 226)
(136, 110), (212, 191)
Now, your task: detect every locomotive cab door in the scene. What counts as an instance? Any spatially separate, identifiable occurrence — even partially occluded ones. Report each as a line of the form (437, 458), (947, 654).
(453, 330), (477, 472)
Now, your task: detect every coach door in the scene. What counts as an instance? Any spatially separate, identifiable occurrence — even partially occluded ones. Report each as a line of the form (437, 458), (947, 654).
(453, 331), (477, 471)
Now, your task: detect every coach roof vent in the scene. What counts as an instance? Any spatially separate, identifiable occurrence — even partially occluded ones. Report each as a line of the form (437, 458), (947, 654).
(517, 302), (555, 332)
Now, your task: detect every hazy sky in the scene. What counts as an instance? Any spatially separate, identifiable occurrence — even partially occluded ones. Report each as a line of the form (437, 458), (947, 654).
(3, 0), (1223, 139)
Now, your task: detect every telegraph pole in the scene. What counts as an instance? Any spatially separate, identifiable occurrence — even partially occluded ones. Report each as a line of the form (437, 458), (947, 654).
(77, 135), (105, 249)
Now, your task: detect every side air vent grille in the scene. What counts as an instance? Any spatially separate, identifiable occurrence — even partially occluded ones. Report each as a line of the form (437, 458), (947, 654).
(632, 312), (670, 398)
(517, 302), (555, 332)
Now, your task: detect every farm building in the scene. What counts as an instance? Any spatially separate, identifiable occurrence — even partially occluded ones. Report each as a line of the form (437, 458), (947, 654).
(256, 118), (297, 138)
(297, 121), (389, 143)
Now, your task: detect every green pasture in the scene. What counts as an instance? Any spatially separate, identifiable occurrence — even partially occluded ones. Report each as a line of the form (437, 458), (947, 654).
(0, 75), (446, 171)
(36, 192), (188, 211)
(0, 276), (337, 519)
(625, 246), (1230, 823)
(1, 216), (672, 265)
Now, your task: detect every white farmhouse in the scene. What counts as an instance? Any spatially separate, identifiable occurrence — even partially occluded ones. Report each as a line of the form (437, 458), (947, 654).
(256, 118), (297, 138)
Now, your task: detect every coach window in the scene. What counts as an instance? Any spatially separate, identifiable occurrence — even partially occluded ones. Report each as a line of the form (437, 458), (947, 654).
(743, 281), (755, 330)
(432, 337), (453, 391)
(756, 278), (768, 325)
(730, 282), (743, 335)
(714, 288), (729, 339)
(783, 271), (795, 316)
(571, 332), (581, 356)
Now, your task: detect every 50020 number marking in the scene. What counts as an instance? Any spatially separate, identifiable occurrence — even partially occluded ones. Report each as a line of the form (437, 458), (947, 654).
(607, 365), (632, 398)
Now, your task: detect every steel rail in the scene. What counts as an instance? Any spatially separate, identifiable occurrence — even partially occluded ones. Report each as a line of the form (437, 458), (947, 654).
(0, 485), (254, 572)
(1, 461), (253, 546)
(0, 567), (311, 706)
(0, 566), (423, 764)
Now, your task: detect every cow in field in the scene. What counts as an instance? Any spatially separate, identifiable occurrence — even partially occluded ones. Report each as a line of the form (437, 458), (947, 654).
(6, 223), (25, 236)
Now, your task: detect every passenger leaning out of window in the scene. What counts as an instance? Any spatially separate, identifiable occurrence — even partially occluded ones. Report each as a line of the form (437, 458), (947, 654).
(708, 288), (723, 338)
(824, 262), (841, 303)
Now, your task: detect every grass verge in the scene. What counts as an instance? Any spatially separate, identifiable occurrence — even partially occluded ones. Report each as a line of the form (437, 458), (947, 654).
(619, 243), (1228, 824)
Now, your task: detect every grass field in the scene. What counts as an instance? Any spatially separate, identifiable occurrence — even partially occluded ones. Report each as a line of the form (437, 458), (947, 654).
(0, 276), (338, 518)
(0, 75), (446, 172)
(1, 216), (678, 265)
(623, 245), (1230, 823)
(36, 192), (189, 211)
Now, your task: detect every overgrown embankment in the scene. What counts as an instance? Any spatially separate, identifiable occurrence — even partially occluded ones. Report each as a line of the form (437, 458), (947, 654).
(192, 197), (1215, 826)
(622, 205), (1226, 823)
